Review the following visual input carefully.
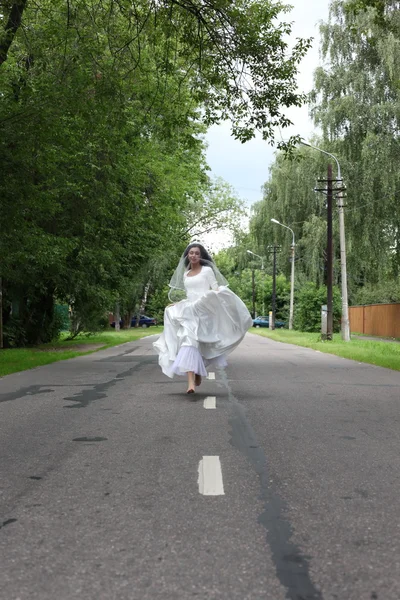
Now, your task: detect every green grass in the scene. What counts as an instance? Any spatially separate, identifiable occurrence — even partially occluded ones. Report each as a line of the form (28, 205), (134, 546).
(0, 327), (163, 378)
(250, 328), (400, 371)
(353, 332), (400, 342)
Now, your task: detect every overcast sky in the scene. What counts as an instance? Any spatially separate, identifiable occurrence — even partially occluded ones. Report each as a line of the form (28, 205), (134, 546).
(205, 0), (330, 210)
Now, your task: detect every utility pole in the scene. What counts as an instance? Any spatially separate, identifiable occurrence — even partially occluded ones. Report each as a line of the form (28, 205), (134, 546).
(337, 181), (350, 341)
(267, 245), (281, 330)
(289, 243), (295, 330)
(271, 247), (277, 329)
(326, 164), (334, 340)
(316, 167), (334, 340)
(251, 269), (256, 318)
(271, 219), (295, 329)
(300, 140), (349, 341)
(246, 250), (265, 315)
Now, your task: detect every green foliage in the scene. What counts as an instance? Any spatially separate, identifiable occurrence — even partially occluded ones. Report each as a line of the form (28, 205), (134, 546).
(69, 291), (112, 338)
(145, 286), (170, 325)
(214, 244), (291, 319)
(183, 178), (246, 241)
(344, 0), (391, 30)
(54, 304), (70, 331)
(294, 282), (342, 333)
(311, 0), (400, 285)
(0, 0), (311, 146)
(0, 0), (205, 345)
(0, 0), (312, 347)
(353, 280), (400, 305)
(250, 147), (333, 287)
(249, 0), (400, 308)
(3, 292), (65, 347)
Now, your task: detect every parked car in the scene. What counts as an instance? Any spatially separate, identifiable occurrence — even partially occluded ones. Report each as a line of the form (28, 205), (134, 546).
(111, 315), (157, 328)
(131, 315), (157, 328)
(252, 316), (286, 328)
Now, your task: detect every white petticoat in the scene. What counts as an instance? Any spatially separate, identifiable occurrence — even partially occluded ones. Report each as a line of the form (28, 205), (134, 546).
(153, 286), (253, 378)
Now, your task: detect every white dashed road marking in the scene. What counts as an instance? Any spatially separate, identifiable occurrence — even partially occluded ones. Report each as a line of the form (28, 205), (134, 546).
(203, 396), (216, 409)
(198, 456), (225, 496)
(207, 372), (215, 380)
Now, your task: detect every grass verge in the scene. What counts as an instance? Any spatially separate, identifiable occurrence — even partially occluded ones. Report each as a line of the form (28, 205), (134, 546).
(250, 328), (400, 371)
(0, 327), (163, 378)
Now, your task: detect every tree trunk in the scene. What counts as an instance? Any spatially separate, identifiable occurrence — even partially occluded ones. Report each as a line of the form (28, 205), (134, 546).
(114, 302), (120, 331)
(0, 1), (29, 67)
(122, 312), (133, 329)
(135, 282), (151, 327)
(0, 278), (3, 349)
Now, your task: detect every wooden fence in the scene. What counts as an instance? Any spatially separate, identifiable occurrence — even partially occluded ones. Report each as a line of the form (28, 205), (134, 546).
(349, 303), (400, 338)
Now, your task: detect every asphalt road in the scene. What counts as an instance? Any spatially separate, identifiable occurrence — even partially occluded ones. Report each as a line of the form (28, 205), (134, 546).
(1, 333), (400, 600)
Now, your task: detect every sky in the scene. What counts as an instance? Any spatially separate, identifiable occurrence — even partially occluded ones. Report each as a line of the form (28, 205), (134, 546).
(205, 0), (331, 215)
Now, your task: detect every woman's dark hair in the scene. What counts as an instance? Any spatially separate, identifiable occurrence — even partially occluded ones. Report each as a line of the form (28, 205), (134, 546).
(183, 243), (213, 267)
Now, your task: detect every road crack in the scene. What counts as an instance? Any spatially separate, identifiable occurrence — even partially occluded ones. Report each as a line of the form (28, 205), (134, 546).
(221, 370), (323, 600)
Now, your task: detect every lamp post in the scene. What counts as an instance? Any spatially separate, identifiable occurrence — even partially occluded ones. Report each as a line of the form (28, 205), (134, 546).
(271, 219), (295, 330)
(246, 250), (265, 315)
(300, 140), (350, 342)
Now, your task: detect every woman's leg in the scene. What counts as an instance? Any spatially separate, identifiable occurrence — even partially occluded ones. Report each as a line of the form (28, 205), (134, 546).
(171, 346), (207, 393)
(187, 372), (202, 392)
(187, 371), (196, 393)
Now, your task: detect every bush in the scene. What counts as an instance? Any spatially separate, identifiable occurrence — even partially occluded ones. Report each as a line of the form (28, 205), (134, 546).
(294, 282), (342, 332)
(146, 286), (170, 325)
(352, 280), (400, 305)
(69, 305), (110, 338)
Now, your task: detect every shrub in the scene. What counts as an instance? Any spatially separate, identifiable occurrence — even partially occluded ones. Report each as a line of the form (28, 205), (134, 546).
(294, 282), (342, 332)
(352, 280), (400, 305)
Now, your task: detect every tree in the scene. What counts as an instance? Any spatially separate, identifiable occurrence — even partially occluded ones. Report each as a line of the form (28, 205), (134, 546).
(249, 145), (340, 289)
(311, 0), (400, 288)
(0, 0), (28, 66)
(0, 0), (312, 147)
(182, 178), (245, 240)
(345, 0), (392, 30)
(214, 244), (290, 320)
(251, 0), (400, 310)
(0, 0), (313, 345)
(0, 0), (209, 344)
(294, 282), (342, 333)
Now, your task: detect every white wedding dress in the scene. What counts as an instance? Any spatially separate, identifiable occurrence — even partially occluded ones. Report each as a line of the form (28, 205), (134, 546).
(153, 266), (253, 378)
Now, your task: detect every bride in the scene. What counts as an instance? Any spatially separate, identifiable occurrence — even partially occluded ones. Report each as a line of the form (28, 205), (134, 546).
(153, 242), (253, 393)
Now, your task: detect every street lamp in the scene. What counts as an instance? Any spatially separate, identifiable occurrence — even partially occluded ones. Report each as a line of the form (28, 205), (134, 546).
(246, 250), (265, 315)
(246, 250), (264, 270)
(271, 219), (295, 330)
(300, 140), (350, 342)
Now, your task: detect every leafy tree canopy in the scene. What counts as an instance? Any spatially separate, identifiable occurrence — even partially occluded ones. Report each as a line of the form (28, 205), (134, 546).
(0, 0), (313, 344)
(0, 0), (312, 146)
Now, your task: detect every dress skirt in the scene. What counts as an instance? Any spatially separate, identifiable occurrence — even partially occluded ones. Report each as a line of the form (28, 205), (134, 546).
(153, 286), (253, 378)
